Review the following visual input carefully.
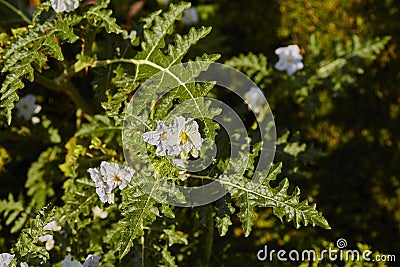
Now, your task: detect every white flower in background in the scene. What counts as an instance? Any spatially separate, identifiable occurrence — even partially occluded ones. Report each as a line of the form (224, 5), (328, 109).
(100, 161), (134, 191)
(51, 0), (79, 13)
(170, 116), (203, 158)
(62, 254), (81, 267)
(82, 255), (100, 267)
(43, 220), (61, 231)
(244, 86), (266, 114)
(38, 235), (55, 250)
(88, 167), (114, 204)
(157, 0), (170, 5)
(0, 253), (14, 267)
(15, 94), (41, 121)
(142, 121), (178, 156)
(274, 44), (304, 76)
(182, 7), (199, 25)
(62, 254), (100, 267)
(92, 206), (108, 219)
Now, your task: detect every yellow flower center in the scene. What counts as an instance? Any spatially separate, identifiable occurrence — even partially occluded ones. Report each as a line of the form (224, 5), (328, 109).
(114, 175), (121, 183)
(162, 131), (167, 140)
(286, 57), (293, 63)
(180, 132), (188, 143)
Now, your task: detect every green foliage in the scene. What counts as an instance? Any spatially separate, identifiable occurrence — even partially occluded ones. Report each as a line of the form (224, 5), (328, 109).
(0, 193), (27, 234)
(119, 179), (159, 259)
(220, 155), (330, 236)
(0, 17), (79, 124)
(1, 0), (397, 266)
(225, 52), (271, 89)
(26, 146), (63, 211)
(14, 206), (55, 265)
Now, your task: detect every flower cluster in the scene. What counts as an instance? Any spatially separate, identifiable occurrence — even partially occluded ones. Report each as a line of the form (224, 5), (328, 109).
(142, 116), (203, 159)
(62, 254), (100, 267)
(88, 161), (135, 204)
(244, 87), (266, 114)
(274, 44), (304, 76)
(51, 0), (79, 13)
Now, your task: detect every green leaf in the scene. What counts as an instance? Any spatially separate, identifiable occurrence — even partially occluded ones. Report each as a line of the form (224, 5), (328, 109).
(118, 181), (158, 259)
(0, 194), (27, 233)
(215, 197), (234, 236)
(0, 17), (81, 124)
(225, 52), (271, 87)
(317, 35), (391, 78)
(161, 247), (178, 267)
(26, 146), (63, 211)
(14, 206), (56, 265)
(218, 156), (330, 234)
(58, 137), (87, 178)
(163, 227), (188, 246)
(85, 0), (123, 34)
(76, 115), (122, 144)
(100, 2), (219, 122)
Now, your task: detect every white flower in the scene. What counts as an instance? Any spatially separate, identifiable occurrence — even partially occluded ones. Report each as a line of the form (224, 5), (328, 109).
(82, 255), (100, 267)
(0, 253), (14, 267)
(274, 44), (304, 76)
(142, 121), (178, 156)
(143, 117), (203, 158)
(62, 254), (100, 267)
(38, 235), (55, 250)
(62, 254), (82, 267)
(15, 94), (41, 121)
(100, 161), (134, 191)
(244, 87), (266, 114)
(182, 7), (199, 25)
(170, 116), (203, 158)
(43, 220), (61, 231)
(88, 167), (114, 204)
(51, 0), (79, 13)
(92, 206), (108, 219)
(88, 162), (134, 204)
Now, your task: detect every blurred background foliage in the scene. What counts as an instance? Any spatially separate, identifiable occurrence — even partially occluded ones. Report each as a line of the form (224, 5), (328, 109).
(1, 0), (399, 266)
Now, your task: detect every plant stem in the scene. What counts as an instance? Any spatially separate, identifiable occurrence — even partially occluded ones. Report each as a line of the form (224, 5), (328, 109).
(0, 0), (31, 24)
(203, 207), (214, 267)
(35, 73), (93, 114)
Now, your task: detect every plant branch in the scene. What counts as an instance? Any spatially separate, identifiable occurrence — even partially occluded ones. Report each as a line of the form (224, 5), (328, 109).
(35, 73), (93, 114)
(203, 207), (214, 267)
(0, 0), (31, 24)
